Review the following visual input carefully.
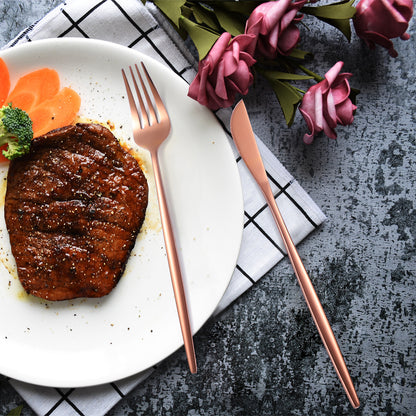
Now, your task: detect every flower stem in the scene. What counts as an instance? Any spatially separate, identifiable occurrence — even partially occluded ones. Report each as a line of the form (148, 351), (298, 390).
(298, 65), (323, 82)
(294, 87), (307, 94)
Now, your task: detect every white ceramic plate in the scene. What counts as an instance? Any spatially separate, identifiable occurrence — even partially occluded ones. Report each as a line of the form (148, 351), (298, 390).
(0, 38), (243, 387)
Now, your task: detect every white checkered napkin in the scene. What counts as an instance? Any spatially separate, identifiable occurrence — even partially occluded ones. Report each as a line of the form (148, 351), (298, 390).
(4, 0), (326, 415)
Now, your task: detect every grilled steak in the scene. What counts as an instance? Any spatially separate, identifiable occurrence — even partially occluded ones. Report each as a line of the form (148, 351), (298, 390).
(5, 123), (148, 301)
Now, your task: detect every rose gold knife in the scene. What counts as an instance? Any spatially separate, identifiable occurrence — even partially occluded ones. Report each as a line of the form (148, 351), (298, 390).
(230, 100), (359, 409)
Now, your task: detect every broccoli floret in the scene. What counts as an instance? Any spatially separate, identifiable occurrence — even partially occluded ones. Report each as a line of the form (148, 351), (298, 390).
(0, 103), (33, 160)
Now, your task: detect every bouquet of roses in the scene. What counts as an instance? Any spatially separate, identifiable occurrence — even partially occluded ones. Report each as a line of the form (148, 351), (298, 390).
(145, 0), (413, 143)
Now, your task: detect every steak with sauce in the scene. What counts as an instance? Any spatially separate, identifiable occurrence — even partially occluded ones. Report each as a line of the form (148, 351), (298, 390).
(4, 123), (148, 301)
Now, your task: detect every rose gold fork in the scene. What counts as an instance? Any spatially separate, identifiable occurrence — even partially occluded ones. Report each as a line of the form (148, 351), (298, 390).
(122, 62), (197, 374)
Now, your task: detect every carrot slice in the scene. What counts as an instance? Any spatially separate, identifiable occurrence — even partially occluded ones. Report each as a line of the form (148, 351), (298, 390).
(0, 58), (10, 107)
(0, 145), (9, 163)
(29, 87), (81, 137)
(6, 68), (60, 113)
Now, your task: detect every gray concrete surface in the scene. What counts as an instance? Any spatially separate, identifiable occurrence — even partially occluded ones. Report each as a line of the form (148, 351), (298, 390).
(0, 1), (415, 415)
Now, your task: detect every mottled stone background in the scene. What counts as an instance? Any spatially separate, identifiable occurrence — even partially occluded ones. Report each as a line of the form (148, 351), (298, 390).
(0, 1), (415, 415)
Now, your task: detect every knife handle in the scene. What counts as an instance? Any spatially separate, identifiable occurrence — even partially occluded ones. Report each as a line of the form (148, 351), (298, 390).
(261, 183), (360, 409)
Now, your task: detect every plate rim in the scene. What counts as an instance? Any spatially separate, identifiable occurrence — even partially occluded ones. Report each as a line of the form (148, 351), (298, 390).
(0, 37), (244, 387)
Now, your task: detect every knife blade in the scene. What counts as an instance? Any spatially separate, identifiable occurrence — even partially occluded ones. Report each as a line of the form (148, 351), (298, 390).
(230, 99), (360, 409)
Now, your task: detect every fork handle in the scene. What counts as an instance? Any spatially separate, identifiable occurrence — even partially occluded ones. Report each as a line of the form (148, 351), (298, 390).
(261, 183), (359, 409)
(151, 150), (197, 374)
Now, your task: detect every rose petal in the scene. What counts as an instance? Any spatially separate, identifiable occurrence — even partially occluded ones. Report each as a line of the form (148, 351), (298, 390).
(353, 0), (413, 56)
(336, 99), (357, 125)
(187, 31), (255, 109)
(299, 61), (356, 142)
(245, 0), (306, 58)
(325, 89), (338, 129)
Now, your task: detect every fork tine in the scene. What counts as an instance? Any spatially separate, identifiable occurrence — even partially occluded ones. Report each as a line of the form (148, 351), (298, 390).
(127, 65), (149, 128)
(121, 68), (142, 132)
(133, 64), (157, 127)
(140, 62), (169, 122)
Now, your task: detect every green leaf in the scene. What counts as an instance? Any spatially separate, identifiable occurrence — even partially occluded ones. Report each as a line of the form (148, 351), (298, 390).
(349, 87), (360, 106)
(298, 65), (324, 82)
(191, 3), (222, 32)
(289, 48), (313, 60)
(213, 8), (245, 36)
(7, 405), (23, 416)
(153, 0), (186, 28)
(206, 1), (262, 15)
(302, 0), (356, 19)
(320, 17), (352, 40)
(302, 0), (356, 40)
(262, 70), (313, 81)
(180, 4), (193, 20)
(179, 16), (220, 59)
(269, 79), (303, 126)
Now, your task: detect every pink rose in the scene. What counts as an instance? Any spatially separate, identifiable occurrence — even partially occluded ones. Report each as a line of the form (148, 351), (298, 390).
(245, 0), (307, 58)
(188, 32), (256, 110)
(299, 62), (356, 144)
(353, 0), (413, 57)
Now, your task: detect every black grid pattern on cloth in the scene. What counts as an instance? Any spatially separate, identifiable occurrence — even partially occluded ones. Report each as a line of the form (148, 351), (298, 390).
(243, 172), (316, 255)
(45, 389), (82, 416)
(5, 1), (324, 415)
